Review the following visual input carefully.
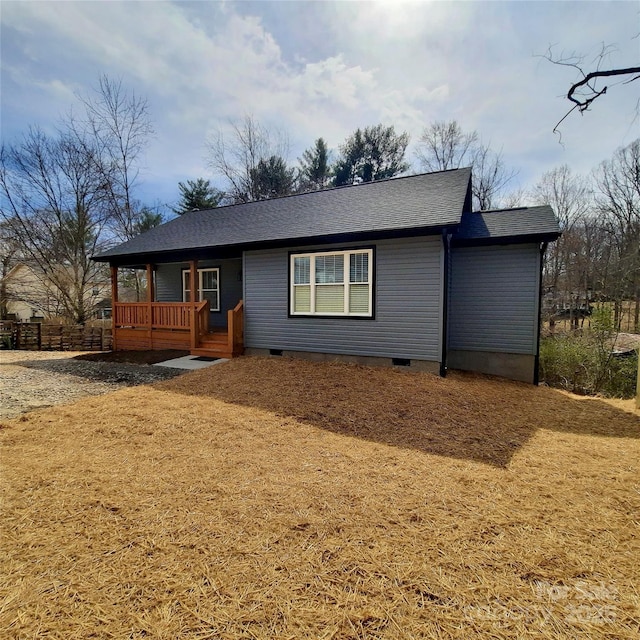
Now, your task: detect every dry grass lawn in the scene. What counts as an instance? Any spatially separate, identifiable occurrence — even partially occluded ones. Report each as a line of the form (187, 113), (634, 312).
(1, 356), (639, 639)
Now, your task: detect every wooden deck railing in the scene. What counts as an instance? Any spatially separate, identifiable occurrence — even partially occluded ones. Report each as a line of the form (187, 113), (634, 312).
(114, 300), (241, 354)
(114, 301), (209, 331)
(227, 299), (244, 356)
(151, 303), (191, 330)
(114, 302), (150, 327)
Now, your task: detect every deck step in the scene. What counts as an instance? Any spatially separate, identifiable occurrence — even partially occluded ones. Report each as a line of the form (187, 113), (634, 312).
(192, 332), (232, 359)
(201, 331), (227, 340)
(191, 331), (243, 359)
(191, 347), (233, 359)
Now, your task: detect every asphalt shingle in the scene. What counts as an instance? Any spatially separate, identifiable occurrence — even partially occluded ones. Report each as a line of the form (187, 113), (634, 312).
(453, 206), (560, 241)
(95, 168), (471, 260)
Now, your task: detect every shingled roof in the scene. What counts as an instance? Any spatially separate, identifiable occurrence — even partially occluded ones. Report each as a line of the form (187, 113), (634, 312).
(453, 206), (560, 245)
(94, 168), (472, 262)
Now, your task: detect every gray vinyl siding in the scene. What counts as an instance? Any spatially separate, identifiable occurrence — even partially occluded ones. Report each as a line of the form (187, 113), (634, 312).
(448, 244), (540, 355)
(155, 258), (243, 329)
(155, 264), (183, 302)
(243, 237), (443, 361)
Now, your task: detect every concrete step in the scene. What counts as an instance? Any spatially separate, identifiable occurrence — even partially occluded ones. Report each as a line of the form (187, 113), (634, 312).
(190, 347), (234, 359)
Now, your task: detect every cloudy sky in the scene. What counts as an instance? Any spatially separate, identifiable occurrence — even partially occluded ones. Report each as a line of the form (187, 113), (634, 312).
(2, 0), (638, 211)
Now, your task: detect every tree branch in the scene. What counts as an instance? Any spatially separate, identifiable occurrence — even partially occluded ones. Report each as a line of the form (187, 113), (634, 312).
(542, 43), (640, 136)
(567, 66), (640, 111)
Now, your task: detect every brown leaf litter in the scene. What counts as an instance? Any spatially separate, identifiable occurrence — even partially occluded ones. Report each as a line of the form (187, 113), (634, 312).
(1, 356), (639, 638)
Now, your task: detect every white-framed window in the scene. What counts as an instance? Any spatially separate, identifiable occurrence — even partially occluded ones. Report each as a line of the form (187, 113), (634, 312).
(182, 267), (220, 311)
(290, 248), (373, 317)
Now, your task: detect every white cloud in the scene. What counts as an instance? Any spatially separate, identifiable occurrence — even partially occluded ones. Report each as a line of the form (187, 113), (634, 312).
(293, 56), (376, 110)
(2, 0), (638, 205)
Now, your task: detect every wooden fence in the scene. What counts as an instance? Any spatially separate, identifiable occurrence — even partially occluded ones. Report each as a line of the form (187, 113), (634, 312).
(0, 322), (112, 351)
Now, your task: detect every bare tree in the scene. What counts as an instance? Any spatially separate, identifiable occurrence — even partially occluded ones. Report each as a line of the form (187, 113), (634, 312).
(207, 115), (292, 203)
(0, 127), (110, 324)
(0, 220), (20, 319)
(415, 121), (477, 172)
(415, 120), (516, 210)
(0, 77), (154, 323)
(500, 187), (526, 209)
(593, 139), (640, 330)
(472, 145), (518, 211)
(76, 75), (154, 241)
(541, 44), (640, 136)
(532, 165), (592, 328)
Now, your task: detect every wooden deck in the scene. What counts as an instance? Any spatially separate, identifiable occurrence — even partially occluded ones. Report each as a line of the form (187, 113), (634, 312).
(112, 300), (244, 358)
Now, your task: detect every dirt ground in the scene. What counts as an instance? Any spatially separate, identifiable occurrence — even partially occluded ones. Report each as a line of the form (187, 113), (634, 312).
(1, 356), (639, 638)
(73, 349), (190, 365)
(0, 350), (184, 419)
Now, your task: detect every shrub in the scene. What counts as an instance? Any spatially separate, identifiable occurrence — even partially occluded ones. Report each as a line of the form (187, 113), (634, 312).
(600, 352), (638, 398)
(539, 307), (638, 399)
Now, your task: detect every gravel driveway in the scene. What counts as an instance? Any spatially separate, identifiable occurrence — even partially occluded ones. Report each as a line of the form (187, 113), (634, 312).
(0, 351), (184, 419)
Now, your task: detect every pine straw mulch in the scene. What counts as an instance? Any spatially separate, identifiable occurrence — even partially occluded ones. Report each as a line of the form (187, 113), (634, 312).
(1, 356), (639, 639)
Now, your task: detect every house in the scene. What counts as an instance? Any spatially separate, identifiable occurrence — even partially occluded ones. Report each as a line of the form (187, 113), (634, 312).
(93, 168), (560, 383)
(1, 263), (47, 322)
(1, 262), (112, 323)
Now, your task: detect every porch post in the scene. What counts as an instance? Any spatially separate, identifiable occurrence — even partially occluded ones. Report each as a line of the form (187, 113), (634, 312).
(146, 264), (155, 302)
(189, 260), (198, 349)
(110, 265), (118, 351)
(146, 264), (154, 347)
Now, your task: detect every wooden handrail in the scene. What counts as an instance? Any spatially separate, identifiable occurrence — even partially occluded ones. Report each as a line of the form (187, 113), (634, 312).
(231, 299), (243, 314)
(195, 300), (209, 345)
(227, 299), (244, 356)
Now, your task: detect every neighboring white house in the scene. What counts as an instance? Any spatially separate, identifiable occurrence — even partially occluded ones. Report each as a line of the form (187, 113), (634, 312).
(1, 262), (111, 322)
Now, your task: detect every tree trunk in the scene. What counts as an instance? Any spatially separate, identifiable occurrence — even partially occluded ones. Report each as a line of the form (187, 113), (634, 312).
(0, 280), (8, 320)
(614, 299), (622, 331)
